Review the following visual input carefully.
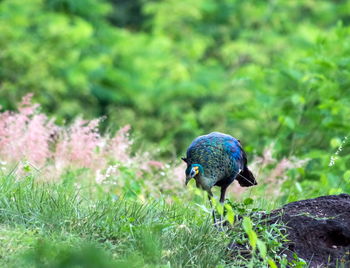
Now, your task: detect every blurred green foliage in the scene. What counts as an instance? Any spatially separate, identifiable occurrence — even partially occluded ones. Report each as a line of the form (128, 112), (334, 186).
(0, 0), (350, 197)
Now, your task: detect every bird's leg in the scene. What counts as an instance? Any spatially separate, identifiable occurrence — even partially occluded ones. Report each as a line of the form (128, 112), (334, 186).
(219, 185), (228, 204)
(218, 186), (228, 229)
(207, 190), (217, 225)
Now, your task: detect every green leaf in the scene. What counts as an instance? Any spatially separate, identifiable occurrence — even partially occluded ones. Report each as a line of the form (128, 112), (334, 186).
(284, 116), (295, 129)
(243, 197), (254, 206)
(248, 230), (257, 249)
(23, 165), (31, 172)
(210, 196), (217, 206)
(295, 182), (303, 193)
(329, 188), (342, 195)
(216, 203), (224, 216)
(343, 170), (350, 181)
(224, 204), (235, 225)
(242, 217), (257, 249)
(242, 217), (253, 233)
(267, 258), (278, 268)
(330, 138), (342, 148)
(256, 239), (267, 258)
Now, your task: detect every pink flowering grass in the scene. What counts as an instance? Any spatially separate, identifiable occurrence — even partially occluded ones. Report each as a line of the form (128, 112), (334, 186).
(0, 94), (154, 183)
(0, 94), (54, 166)
(54, 118), (104, 170)
(0, 94), (309, 202)
(227, 144), (309, 199)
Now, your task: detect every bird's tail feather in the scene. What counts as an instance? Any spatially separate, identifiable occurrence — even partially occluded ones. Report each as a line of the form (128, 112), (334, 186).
(236, 166), (257, 187)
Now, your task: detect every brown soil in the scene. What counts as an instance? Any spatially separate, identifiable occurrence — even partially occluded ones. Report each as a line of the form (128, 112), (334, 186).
(228, 194), (350, 267)
(268, 194), (350, 267)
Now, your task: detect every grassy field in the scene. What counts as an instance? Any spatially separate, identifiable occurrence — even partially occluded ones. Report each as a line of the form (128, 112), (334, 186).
(0, 168), (305, 268)
(0, 95), (346, 267)
(1, 1), (349, 265)
(0, 96), (338, 267)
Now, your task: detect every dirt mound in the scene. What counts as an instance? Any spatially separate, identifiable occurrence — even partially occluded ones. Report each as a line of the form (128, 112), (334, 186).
(228, 194), (350, 267)
(269, 194), (350, 267)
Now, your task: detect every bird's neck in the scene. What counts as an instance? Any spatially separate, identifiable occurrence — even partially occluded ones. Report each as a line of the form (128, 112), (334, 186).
(197, 174), (214, 191)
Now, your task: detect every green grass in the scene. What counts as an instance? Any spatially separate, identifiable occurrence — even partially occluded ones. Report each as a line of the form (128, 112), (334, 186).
(0, 173), (301, 267)
(0, 174), (227, 267)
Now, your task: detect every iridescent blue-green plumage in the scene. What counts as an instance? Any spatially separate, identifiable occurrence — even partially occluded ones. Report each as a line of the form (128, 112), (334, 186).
(183, 132), (257, 202)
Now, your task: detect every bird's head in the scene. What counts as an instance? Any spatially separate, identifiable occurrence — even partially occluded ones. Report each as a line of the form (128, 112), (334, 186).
(184, 163), (204, 186)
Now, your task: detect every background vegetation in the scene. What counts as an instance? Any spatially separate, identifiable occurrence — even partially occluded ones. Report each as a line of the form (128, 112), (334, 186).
(0, 0), (349, 266)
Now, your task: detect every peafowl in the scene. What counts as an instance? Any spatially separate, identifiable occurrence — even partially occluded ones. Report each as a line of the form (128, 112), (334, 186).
(182, 132), (257, 204)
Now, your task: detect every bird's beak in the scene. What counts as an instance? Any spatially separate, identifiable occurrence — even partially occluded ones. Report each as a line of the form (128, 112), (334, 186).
(185, 177), (192, 186)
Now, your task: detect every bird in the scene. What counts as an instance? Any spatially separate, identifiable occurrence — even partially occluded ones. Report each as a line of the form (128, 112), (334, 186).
(182, 132), (257, 204)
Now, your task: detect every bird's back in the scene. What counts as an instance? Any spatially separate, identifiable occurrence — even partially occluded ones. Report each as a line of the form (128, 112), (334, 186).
(186, 132), (244, 182)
